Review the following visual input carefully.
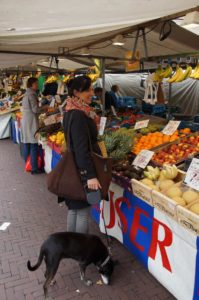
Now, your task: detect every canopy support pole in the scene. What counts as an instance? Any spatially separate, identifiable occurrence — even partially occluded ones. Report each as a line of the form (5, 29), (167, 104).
(168, 82), (172, 120)
(101, 58), (106, 116)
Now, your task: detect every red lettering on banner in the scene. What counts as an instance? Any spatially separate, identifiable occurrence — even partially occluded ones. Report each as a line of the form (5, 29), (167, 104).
(105, 191), (116, 229)
(130, 206), (149, 252)
(148, 219), (173, 272)
(115, 197), (131, 233)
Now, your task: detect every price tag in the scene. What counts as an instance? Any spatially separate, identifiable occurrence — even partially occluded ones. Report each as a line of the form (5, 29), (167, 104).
(162, 121), (181, 135)
(134, 119), (149, 130)
(184, 158), (199, 192)
(132, 150), (154, 169)
(99, 117), (107, 136)
(111, 106), (117, 117)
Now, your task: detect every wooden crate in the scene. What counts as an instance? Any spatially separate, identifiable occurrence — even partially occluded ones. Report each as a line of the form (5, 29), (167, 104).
(152, 190), (178, 220)
(177, 200), (199, 236)
(151, 131), (199, 167)
(131, 179), (153, 206)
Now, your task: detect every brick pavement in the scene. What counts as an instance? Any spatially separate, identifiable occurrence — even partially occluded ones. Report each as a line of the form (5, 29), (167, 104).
(0, 139), (175, 300)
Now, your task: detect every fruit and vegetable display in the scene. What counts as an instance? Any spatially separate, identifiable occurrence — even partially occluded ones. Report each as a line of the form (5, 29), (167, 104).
(153, 134), (199, 165)
(133, 128), (191, 154)
(101, 128), (135, 162)
(139, 165), (199, 215)
(48, 131), (65, 145)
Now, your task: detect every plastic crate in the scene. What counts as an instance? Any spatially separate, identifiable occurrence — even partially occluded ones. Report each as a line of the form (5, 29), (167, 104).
(179, 121), (199, 132)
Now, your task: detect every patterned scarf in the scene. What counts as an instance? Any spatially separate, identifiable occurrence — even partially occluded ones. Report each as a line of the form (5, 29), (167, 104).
(65, 96), (100, 125)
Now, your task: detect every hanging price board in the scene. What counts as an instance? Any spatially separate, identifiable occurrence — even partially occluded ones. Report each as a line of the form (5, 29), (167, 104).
(99, 117), (107, 136)
(184, 158), (199, 192)
(162, 120), (181, 135)
(132, 150), (154, 169)
(134, 119), (149, 130)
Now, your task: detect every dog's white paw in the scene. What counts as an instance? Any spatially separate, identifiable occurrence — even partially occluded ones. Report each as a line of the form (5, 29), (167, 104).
(45, 296), (53, 300)
(50, 279), (56, 286)
(85, 279), (93, 286)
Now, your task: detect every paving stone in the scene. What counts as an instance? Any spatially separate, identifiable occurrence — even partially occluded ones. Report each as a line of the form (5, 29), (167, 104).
(0, 140), (175, 300)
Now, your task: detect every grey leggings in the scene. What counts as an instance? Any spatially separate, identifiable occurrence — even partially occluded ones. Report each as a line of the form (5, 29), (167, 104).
(67, 207), (90, 233)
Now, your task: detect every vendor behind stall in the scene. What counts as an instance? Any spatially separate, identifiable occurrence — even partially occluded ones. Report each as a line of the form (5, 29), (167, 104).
(21, 77), (42, 174)
(94, 87), (115, 110)
(109, 85), (120, 107)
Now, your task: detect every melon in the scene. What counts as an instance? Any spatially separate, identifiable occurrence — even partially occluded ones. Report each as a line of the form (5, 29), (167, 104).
(150, 185), (160, 191)
(159, 180), (174, 191)
(189, 203), (199, 215)
(172, 196), (186, 207)
(141, 178), (153, 186)
(182, 190), (198, 204)
(166, 187), (182, 199)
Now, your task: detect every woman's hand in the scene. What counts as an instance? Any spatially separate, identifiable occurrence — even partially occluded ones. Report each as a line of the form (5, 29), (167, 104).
(87, 178), (101, 190)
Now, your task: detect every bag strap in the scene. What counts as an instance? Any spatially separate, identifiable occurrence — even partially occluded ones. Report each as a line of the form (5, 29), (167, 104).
(66, 110), (75, 152)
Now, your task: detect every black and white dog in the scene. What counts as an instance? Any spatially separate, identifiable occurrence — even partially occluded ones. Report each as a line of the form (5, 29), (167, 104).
(27, 232), (115, 299)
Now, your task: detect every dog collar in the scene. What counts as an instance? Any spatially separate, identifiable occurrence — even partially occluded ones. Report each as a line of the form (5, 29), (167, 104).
(100, 256), (111, 268)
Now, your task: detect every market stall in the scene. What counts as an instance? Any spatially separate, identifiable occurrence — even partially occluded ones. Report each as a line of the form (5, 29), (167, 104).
(0, 107), (20, 139)
(1, 2), (199, 299)
(34, 111), (199, 300)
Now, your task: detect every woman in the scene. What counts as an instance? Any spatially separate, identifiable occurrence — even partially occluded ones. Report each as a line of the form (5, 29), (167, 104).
(63, 75), (101, 234)
(21, 77), (41, 174)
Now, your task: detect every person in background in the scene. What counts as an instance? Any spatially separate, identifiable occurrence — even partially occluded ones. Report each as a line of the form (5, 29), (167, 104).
(109, 85), (120, 107)
(21, 77), (42, 175)
(94, 87), (115, 110)
(60, 75), (101, 233)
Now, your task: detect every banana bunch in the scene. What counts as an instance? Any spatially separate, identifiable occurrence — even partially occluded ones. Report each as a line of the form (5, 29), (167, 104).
(88, 73), (100, 82)
(190, 64), (199, 79)
(144, 166), (160, 181)
(167, 66), (183, 83)
(153, 65), (164, 82)
(167, 65), (193, 83)
(178, 65), (192, 82)
(162, 165), (178, 180)
(45, 75), (58, 84)
(62, 75), (70, 83)
(159, 65), (173, 78)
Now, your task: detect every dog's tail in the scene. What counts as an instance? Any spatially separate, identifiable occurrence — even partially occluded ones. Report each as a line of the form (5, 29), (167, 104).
(27, 248), (44, 271)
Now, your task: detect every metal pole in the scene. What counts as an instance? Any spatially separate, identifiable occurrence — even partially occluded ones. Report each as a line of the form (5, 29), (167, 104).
(101, 58), (106, 116)
(168, 82), (172, 120)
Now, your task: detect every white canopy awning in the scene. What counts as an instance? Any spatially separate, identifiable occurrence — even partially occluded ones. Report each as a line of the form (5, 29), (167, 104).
(0, 0), (198, 68)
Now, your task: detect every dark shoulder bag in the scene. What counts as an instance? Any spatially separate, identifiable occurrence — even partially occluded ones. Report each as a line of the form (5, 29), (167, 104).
(47, 112), (112, 200)
(47, 112), (86, 200)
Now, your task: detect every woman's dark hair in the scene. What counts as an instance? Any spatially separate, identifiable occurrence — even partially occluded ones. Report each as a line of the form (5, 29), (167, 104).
(68, 75), (92, 97)
(27, 77), (38, 88)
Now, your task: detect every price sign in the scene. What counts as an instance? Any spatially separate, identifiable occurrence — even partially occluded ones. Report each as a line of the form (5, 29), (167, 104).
(184, 158), (199, 192)
(132, 150), (154, 169)
(162, 121), (181, 135)
(111, 106), (117, 117)
(134, 119), (149, 130)
(99, 117), (107, 136)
